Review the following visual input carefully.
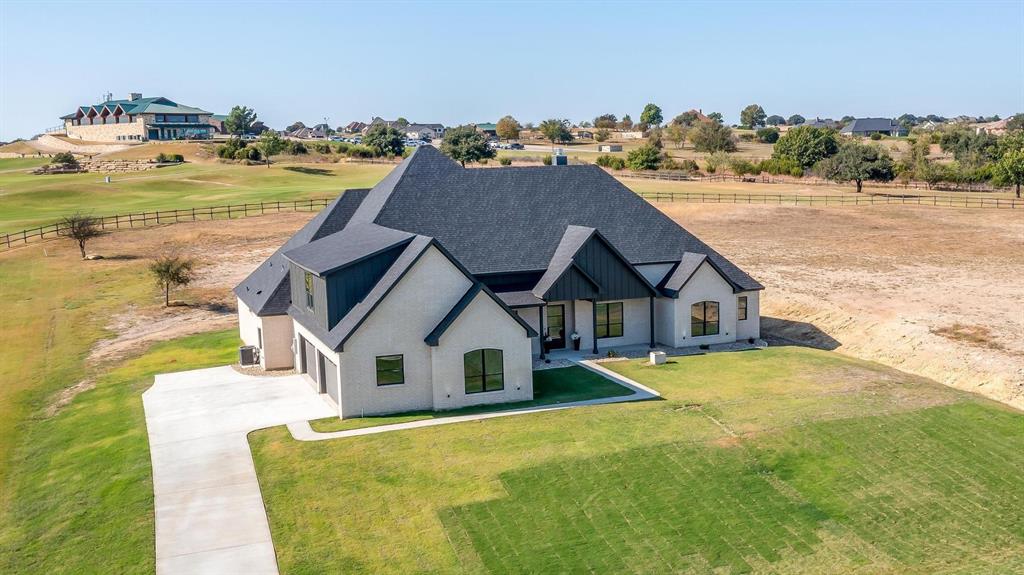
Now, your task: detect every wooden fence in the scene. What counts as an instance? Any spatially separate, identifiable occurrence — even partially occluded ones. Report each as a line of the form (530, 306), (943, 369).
(1, 198), (332, 252)
(638, 190), (1023, 208)
(618, 170), (1012, 192)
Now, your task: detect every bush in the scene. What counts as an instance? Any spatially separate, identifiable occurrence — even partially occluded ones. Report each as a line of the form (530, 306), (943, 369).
(346, 145), (374, 158)
(756, 157), (802, 176)
(288, 141), (308, 155)
(789, 167), (804, 177)
(870, 132), (883, 141)
(756, 127), (780, 144)
(156, 153), (184, 163)
(216, 138), (246, 159)
(313, 142), (331, 154)
(335, 142), (351, 154)
(728, 157), (758, 176)
(626, 145), (662, 171)
(499, 157), (512, 166)
(661, 157), (698, 172)
(595, 154), (626, 170)
(171, 154), (184, 163)
(704, 151), (731, 174)
(738, 133), (755, 142)
(542, 155), (552, 166)
(478, 159), (488, 165)
(246, 147), (261, 161)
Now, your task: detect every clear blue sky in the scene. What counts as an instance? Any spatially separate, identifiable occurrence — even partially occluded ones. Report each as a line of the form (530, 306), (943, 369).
(1, 1), (1022, 141)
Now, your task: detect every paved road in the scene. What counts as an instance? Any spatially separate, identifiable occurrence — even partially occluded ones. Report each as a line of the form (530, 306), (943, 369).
(143, 366), (333, 575)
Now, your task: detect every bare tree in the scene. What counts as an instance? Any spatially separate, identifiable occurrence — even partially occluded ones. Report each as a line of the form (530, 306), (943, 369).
(149, 255), (196, 306)
(59, 213), (105, 259)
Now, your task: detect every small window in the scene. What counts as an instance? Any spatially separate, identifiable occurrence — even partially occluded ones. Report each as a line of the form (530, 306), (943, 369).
(375, 355), (404, 386)
(595, 302), (624, 339)
(738, 296), (748, 321)
(304, 271), (314, 310)
(691, 301), (720, 337)
(464, 349), (504, 394)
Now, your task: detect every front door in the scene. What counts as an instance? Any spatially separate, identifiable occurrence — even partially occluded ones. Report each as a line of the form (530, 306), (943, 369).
(547, 304), (566, 349)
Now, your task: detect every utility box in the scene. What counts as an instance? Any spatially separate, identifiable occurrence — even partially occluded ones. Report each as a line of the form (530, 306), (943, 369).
(649, 351), (667, 365)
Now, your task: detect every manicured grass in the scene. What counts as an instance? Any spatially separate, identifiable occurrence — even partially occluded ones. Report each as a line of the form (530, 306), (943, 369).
(251, 347), (1023, 574)
(309, 365), (634, 432)
(0, 329), (239, 574)
(0, 158), (391, 231)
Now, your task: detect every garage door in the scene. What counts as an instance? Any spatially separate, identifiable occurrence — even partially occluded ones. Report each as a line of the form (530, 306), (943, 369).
(301, 337), (318, 389)
(321, 353), (339, 404)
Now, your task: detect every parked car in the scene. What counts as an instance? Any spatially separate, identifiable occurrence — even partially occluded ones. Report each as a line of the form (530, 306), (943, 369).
(507, 142), (524, 150)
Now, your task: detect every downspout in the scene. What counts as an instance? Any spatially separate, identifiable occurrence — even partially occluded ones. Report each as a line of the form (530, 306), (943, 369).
(649, 296), (655, 348)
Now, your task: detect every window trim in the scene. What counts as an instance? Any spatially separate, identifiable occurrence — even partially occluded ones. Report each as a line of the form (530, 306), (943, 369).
(304, 271), (314, 311)
(464, 348), (504, 394)
(738, 296), (748, 321)
(595, 301), (624, 339)
(690, 301), (720, 337)
(375, 354), (405, 386)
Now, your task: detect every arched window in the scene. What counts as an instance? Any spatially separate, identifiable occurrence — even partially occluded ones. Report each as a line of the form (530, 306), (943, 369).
(464, 349), (504, 394)
(691, 301), (720, 336)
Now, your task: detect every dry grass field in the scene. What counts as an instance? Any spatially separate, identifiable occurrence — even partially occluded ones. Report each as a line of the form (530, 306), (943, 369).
(656, 200), (1024, 410)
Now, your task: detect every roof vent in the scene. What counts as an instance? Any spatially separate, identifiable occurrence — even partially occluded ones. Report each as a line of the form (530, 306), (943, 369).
(128, 92), (142, 101)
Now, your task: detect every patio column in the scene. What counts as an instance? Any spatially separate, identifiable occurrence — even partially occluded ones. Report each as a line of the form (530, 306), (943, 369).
(649, 296), (655, 348)
(591, 299), (599, 355)
(538, 303), (546, 360)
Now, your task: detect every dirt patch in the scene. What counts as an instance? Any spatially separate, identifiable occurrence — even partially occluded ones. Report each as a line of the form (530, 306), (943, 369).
(657, 201), (1024, 410)
(45, 378), (96, 417)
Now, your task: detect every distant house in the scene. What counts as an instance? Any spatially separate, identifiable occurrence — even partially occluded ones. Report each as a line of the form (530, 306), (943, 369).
(620, 131), (645, 140)
(573, 129), (594, 140)
(403, 124), (445, 140)
(289, 127), (327, 139)
(209, 114), (228, 134)
(344, 121), (367, 133)
(598, 144), (623, 152)
(839, 118), (907, 137)
(802, 118), (837, 130)
(974, 118), (1009, 136)
(60, 93), (214, 142)
(475, 123), (498, 137)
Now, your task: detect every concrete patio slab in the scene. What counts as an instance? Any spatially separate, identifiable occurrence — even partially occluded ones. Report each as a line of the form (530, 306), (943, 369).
(143, 366), (334, 575)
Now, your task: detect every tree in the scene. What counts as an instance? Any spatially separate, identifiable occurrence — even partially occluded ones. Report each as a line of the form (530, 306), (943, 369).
(992, 148), (1024, 198)
(595, 128), (611, 142)
(149, 255), (196, 306)
(51, 151), (78, 167)
(619, 114), (633, 130)
(495, 115), (522, 141)
(626, 145), (661, 171)
(707, 112), (723, 124)
(593, 114), (618, 129)
(766, 115), (786, 126)
(671, 111), (701, 128)
(249, 121), (269, 135)
(1006, 113), (1024, 132)
(647, 127), (664, 149)
(665, 123), (687, 149)
(815, 141), (895, 193)
(440, 125), (495, 167)
(740, 104), (767, 129)
(257, 130), (286, 168)
(841, 115), (855, 123)
(689, 120), (737, 153)
(539, 119), (573, 147)
(772, 125), (839, 168)
(285, 121), (306, 133)
(787, 114), (805, 126)
(364, 124), (405, 157)
(396, 117), (409, 127)
(756, 127), (780, 143)
(59, 212), (105, 259)
(224, 106), (257, 136)
(640, 103), (663, 128)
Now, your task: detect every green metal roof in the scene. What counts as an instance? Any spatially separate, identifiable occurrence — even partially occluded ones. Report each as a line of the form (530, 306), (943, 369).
(63, 96), (211, 118)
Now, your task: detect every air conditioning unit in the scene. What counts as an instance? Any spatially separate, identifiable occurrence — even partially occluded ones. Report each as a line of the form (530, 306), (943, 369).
(239, 345), (260, 367)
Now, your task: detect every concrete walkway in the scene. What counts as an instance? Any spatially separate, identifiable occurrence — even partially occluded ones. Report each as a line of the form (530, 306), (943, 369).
(289, 359), (660, 441)
(142, 366), (334, 575)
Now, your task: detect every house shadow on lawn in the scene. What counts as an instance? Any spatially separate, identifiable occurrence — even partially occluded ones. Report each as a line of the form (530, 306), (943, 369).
(761, 316), (841, 351)
(283, 166), (335, 176)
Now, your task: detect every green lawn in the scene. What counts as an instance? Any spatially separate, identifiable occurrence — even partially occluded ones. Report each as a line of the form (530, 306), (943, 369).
(0, 158), (391, 231)
(310, 365), (634, 432)
(250, 348), (1024, 574)
(0, 329), (238, 574)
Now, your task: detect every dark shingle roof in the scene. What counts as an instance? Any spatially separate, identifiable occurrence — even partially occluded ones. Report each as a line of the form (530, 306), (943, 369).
(284, 223), (414, 275)
(841, 118), (898, 133)
(233, 189), (369, 315)
(531, 225), (596, 297)
(358, 146), (761, 291)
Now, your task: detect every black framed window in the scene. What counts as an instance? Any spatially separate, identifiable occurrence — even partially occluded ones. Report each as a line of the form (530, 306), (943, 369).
(738, 296), (748, 321)
(595, 302), (624, 339)
(464, 349), (504, 394)
(691, 301), (720, 336)
(375, 354), (404, 386)
(304, 271), (314, 310)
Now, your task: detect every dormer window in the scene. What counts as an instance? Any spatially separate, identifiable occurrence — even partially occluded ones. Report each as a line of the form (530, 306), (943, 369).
(304, 271), (314, 310)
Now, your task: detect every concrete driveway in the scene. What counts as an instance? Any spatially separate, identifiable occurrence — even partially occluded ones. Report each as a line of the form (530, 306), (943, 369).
(143, 366), (334, 575)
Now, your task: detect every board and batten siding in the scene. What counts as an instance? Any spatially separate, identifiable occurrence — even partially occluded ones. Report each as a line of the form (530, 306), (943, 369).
(546, 235), (654, 302)
(324, 245), (405, 328)
(289, 262), (329, 331)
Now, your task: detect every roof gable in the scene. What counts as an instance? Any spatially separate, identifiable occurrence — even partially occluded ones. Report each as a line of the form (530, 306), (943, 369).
(535, 225), (657, 301)
(424, 283), (537, 346)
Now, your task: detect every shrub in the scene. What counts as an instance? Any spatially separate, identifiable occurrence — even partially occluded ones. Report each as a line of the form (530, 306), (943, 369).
(756, 127), (780, 144)
(216, 138), (246, 159)
(156, 153), (184, 163)
(478, 159), (488, 165)
(499, 157), (512, 166)
(288, 141), (308, 155)
(346, 145), (374, 159)
(246, 147), (262, 161)
(704, 151), (731, 174)
(335, 142), (351, 154)
(756, 157), (802, 176)
(676, 158), (700, 173)
(171, 154), (184, 163)
(626, 145), (662, 171)
(595, 154), (626, 170)
(313, 142), (331, 154)
(738, 133), (755, 142)
(870, 132), (883, 141)
(789, 167), (804, 177)
(542, 155), (552, 166)
(728, 157), (758, 176)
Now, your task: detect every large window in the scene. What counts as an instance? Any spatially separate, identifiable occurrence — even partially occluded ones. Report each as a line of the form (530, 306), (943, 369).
(375, 355), (404, 386)
(738, 296), (748, 321)
(464, 349), (504, 394)
(304, 271), (314, 310)
(691, 301), (720, 336)
(595, 302), (624, 339)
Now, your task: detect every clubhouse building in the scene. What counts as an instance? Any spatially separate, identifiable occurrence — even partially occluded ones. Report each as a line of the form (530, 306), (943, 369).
(60, 93), (215, 142)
